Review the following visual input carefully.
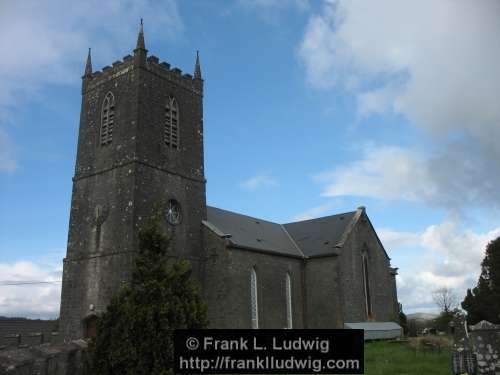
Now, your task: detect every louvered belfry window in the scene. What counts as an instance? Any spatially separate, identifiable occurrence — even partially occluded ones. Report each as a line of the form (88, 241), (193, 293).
(250, 267), (259, 329)
(164, 96), (179, 149)
(100, 92), (115, 145)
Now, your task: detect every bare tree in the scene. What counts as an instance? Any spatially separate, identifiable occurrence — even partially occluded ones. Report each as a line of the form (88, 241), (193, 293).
(432, 287), (458, 313)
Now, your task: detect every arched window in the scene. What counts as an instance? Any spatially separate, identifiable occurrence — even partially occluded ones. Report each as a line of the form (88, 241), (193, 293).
(250, 267), (259, 329)
(100, 92), (115, 145)
(164, 96), (179, 149)
(362, 254), (373, 319)
(285, 272), (293, 328)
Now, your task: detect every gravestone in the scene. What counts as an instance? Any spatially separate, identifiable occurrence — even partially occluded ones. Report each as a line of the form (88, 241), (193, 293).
(469, 321), (500, 375)
(452, 315), (500, 375)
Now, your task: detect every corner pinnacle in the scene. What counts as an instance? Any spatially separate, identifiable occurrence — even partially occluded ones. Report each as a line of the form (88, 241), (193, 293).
(136, 18), (146, 51)
(194, 50), (202, 79)
(84, 48), (92, 77)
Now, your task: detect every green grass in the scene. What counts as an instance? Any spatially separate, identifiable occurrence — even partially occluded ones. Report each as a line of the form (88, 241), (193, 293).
(352, 341), (451, 375)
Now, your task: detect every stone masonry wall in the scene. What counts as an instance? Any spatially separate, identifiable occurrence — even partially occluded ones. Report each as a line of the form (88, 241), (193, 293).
(203, 227), (304, 329)
(340, 212), (398, 323)
(0, 341), (88, 375)
(304, 256), (343, 328)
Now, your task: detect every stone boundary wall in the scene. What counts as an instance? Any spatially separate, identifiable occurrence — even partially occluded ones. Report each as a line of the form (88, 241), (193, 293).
(0, 340), (88, 375)
(0, 332), (61, 350)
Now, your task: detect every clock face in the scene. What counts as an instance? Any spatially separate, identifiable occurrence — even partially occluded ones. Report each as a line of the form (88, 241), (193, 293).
(166, 199), (182, 225)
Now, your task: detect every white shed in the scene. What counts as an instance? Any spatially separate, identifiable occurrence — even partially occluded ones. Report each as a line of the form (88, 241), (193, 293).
(344, 322), (402, 341)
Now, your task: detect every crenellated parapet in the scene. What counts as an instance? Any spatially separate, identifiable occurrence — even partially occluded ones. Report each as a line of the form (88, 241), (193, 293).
(82, 20), (203, 96)
(83, 53), (202, 96)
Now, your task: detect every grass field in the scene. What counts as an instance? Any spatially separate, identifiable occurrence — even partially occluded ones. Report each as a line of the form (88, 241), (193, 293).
(351, 341), (451, 375)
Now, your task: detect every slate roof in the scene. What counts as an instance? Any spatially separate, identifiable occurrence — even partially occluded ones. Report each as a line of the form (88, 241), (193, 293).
(206, 207), (303, 257)
(283, 212), (356, 257)
(205, 206), (360, 258)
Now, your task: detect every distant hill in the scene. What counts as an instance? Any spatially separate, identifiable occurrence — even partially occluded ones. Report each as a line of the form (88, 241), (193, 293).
(407, 312), (439, 321)
(0, 316), (56, 322)
(0, 317), (59, 337)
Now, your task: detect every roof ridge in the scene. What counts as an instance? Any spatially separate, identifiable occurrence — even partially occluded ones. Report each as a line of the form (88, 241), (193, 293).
(229, 243), (304, 259)
(201, 220), (228, 237)
(283, 210), (357, 225)
(335, 208), (363, 248)
(208, 205), (357, 226)
(207, 205), (280, 225)
(280, 224), (306, 258)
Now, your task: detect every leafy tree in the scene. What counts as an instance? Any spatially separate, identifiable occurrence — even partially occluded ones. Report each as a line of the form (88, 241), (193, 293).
(461, 236), (500, 325)
(91, 217), (208, 375)
(462, 280), (490, 324)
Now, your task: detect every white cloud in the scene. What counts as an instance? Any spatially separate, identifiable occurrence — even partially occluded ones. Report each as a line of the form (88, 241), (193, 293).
(299, 1), (500, 212)
(420, 222), (500, 277)
(299, 0), (500, 142)
(0, 256), (63, 319)
(240, 173), (278, 190)
(315, 143), (500, 213)
(316, 145), (435, 202)
(378, 229), (420, 249)
(383, 221), (500, 313)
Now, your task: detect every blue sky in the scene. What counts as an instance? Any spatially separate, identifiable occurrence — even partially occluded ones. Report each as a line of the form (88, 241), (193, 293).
(1, 0), (500, 318)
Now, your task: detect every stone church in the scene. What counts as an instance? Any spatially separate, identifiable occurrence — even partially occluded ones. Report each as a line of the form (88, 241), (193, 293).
(58, 24), (399, 341)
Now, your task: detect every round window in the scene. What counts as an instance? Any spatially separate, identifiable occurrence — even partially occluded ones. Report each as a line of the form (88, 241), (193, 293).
(166, 199), (182, 225)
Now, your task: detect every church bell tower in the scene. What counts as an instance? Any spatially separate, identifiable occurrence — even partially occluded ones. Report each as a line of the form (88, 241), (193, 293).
(59, 22), (207, 340)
